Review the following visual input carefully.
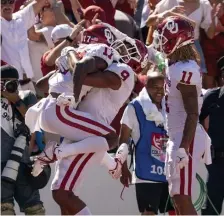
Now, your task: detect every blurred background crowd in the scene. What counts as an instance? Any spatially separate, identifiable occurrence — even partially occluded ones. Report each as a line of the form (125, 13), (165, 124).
(1, 0), (224, 215)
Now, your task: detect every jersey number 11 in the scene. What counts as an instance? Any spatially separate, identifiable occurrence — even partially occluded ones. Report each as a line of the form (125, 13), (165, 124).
(180, 71), (193, 84)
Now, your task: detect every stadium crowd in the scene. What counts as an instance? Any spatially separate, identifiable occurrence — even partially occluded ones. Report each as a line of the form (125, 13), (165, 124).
(1, 0), (224, 215)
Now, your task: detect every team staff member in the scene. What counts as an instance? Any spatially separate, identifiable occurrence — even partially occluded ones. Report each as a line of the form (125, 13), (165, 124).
(200, 61), (224, 215)
(119, 72), (174, 215)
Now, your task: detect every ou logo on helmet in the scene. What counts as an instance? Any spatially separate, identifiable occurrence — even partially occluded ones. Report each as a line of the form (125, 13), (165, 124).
(165, 19), (179, 34)
(104, 29), (115, 44)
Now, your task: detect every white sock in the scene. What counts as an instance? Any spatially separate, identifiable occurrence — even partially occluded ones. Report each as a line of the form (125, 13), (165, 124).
(57, 136), (109, 159)
(101, 152), (117, 170)
(76, 206), (92, 215)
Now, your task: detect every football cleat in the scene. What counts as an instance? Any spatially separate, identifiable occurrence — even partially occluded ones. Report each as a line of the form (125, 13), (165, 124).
(31, 141), (59, 177)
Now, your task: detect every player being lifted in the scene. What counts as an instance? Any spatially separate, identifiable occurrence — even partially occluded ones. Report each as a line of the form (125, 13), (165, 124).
(152, 16), (211, 215)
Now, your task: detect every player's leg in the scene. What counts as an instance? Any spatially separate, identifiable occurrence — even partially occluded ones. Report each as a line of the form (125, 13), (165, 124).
(51, 153), (105, 215)
(166, 137), (197, 215)
(56, 138), (128, 160)
(31, 99), (118, 176)
(39, 99), (115, 141)
(54, 140), (129, 179)
(52, 189), (91, 215)
(60, 206), (70, 215)
(32, 133), (118, 177)
(55, 134), (118, 159)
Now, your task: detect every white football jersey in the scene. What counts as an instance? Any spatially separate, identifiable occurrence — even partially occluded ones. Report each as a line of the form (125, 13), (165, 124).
(78, 63), (135, 124)
(165, 60), (203, 135)
(48, 43), (117, 103)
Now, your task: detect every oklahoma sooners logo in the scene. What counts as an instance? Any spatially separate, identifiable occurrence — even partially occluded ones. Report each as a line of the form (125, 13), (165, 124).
(104, 29), (115, 44)
(165, 19), (178, 34)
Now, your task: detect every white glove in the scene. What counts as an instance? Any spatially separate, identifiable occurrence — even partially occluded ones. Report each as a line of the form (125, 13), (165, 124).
(176, 148), (189, 170)
(55, 55), (69, 73)
(56, 92), (78, 109)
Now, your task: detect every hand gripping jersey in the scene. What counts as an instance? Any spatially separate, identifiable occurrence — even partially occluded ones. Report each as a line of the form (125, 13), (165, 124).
(78, 62), (135, 125)
(48, 43), (118, 104)
(165, 60), (203, 136)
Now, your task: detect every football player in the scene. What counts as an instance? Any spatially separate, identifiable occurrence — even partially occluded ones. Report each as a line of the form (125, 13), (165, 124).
(26, 25), (149, 215)
(152, 16), (211, 215)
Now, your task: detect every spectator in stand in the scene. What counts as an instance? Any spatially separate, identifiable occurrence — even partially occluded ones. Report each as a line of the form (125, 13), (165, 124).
(146, 0), (217, 88)
(114, 9), (143, 40)
(61, 0), (77, 23)
(68, 0), (115, 26)
(1, 0), (52, 92)
(82, 5), (107, 27)
(134, 0), (151, 42)
(27, 3), (58, 93)
(41, 24), (73, 77)
(201, 0), (224, 88)
(27, 2), (74, 92)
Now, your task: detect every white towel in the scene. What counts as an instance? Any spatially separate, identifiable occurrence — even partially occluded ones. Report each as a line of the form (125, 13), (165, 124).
(136, 87), (166, 127)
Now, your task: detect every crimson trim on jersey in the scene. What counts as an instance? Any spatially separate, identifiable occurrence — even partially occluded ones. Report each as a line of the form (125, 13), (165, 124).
(179, 139), (194, 196)
(69, 153), (95, 190)
(60, 154), (84, 190)
(56, 105), (111, 136)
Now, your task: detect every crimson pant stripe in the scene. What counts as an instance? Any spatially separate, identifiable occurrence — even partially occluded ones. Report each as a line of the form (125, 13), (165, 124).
(69, 153), (95, 191)
(64, 106), (113, 133)
(56, 105), (103, 136)
(188, 138), (194, 196)
(60, 154), (84, 190)
(179, 138), (194, 195)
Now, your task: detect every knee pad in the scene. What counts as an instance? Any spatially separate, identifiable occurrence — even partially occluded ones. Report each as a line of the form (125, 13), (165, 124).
(1, 203), (15, 215)
(24, 204), (45, 215)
